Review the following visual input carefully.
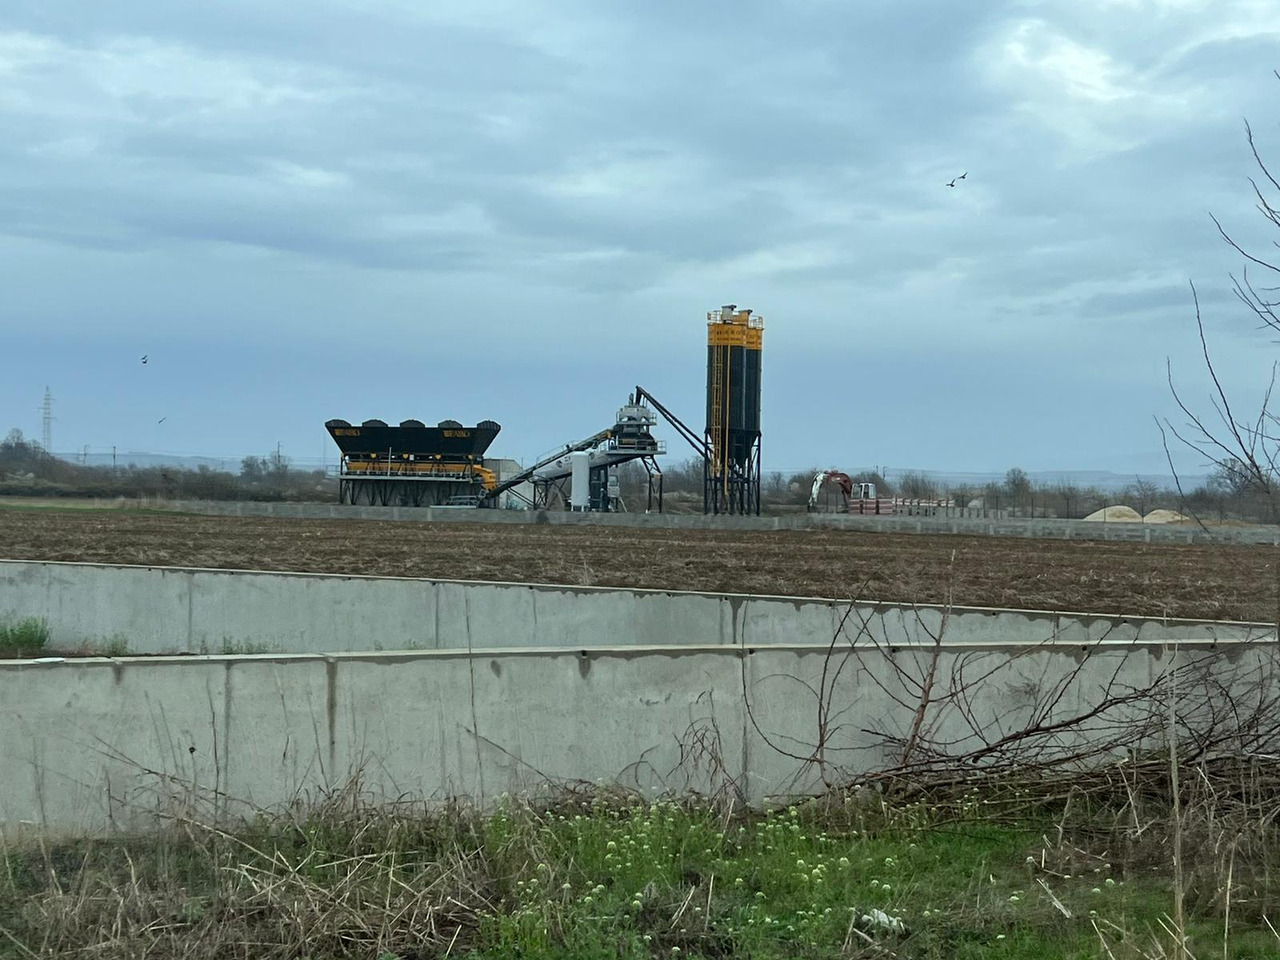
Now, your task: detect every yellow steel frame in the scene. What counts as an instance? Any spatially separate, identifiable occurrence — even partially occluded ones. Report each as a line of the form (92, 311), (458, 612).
(342, 459), (497, 490)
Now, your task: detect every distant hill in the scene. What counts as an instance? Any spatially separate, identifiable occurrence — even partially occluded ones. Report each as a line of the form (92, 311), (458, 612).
(53, 451), (330, 472)
(870, 468), (1210, 493)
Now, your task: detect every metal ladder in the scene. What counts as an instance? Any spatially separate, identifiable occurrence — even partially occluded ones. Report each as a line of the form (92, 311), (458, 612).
(709, 344), (725, 484)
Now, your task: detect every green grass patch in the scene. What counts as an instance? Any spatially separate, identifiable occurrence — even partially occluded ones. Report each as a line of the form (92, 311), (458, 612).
(0, 497), (174, 515)
(1, 792), (1275, 959)
(97, 636), (130, 657)
(209, 638), (277, 655)
(0, 617), (50, 657)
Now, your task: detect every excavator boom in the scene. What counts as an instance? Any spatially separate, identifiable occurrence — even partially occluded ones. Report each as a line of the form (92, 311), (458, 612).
(807, 470), (854, 510)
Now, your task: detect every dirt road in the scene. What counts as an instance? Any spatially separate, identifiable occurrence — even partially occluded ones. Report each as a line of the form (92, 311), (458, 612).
(0, 509), (1274, 621)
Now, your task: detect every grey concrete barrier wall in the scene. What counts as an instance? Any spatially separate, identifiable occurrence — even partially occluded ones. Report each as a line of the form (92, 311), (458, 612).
(148, 498), (1280, 544)
(1, 560), (1269, 657)
(2, 638), (1273, 835)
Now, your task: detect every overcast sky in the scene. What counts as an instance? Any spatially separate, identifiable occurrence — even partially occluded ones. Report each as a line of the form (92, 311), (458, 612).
(2, 0), (1279, 477)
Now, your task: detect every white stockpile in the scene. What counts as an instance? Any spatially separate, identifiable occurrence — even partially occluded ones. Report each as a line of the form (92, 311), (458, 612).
(1082, 505), (1190, 523)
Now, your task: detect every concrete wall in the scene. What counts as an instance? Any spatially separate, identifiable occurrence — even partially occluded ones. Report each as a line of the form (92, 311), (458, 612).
(3, 638), (1271, 835)
(2, 560), (1269, 657)
(146, 498), (1280, 544)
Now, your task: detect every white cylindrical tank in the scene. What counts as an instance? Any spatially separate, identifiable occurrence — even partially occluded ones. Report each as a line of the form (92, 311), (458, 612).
(570, 451), (591, 510)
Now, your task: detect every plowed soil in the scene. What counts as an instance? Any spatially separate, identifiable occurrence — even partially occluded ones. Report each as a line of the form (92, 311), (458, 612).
(0, 509), (1276, 621)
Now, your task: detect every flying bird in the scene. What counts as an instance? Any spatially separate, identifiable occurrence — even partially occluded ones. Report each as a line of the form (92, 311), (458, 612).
(157, 417), (166, 424)
(946, 172), (968, 188)
(140, 355), (148, 364)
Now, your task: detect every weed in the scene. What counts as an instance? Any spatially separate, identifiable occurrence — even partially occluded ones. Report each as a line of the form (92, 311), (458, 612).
(1, 786), (1275, 959)
(99, 636), (129, 657)
(208, 638), (275, 656)
(0, 617), (50, 657)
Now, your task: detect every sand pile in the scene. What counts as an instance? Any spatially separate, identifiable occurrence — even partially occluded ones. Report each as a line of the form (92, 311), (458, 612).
(1082, 505), (1142, 522)
(1143, 509), (1190, 524)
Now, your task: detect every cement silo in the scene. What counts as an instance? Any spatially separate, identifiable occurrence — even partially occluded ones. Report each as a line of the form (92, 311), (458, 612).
(705, 304), (763, 515)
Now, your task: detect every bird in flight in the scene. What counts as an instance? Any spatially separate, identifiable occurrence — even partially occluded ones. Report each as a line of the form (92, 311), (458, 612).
(946, 172), (968, 188)
(141, 355), (148, 364)
(157, 417), (166, 424)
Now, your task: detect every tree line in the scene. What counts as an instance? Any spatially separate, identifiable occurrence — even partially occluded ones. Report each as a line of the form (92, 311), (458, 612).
(0, 429), (332, 502)
(620, 456), (1272, 523)
(6, 426), (1271, 523)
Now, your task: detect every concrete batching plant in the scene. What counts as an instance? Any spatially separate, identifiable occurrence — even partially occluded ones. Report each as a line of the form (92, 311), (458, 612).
(324, 301), (765, 515)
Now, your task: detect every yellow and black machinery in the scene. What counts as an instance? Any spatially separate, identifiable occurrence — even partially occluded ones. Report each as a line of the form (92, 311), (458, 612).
(325, 301), (763, 514)
(325, 418), (501, 506)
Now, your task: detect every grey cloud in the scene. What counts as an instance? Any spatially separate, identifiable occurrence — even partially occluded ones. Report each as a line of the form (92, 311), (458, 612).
(2, 0), (1279, 473)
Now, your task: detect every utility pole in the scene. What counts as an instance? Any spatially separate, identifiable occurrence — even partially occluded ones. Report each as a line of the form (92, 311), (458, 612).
(112, 446), (117, 474)
(39, 387), (54, 455)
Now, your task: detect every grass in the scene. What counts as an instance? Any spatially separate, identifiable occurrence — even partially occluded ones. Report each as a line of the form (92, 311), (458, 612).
(0, 621), (138, 658)
(0, 617), (49, 657)
(0, 626), (289, 659)
(97, 635), (129, 657)
(1, 789), (1276, 959)
(0, 497), (171, 514)
(208, 637), (277, 655)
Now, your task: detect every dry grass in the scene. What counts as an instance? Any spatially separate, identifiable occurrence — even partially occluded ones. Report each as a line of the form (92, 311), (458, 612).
(3, 764), (1280, 959)
(4, 787), (488, 960)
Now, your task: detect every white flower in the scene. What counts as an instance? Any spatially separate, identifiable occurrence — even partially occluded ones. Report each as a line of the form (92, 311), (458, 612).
(860, 908), (906, 934)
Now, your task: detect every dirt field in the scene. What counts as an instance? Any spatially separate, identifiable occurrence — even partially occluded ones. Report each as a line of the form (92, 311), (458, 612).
(2, 510), (1277, 622)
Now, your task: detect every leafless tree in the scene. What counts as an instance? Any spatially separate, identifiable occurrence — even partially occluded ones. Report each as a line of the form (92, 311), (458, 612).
(1164, 91), (1280, 523)
(1054, 481), (1082, 519)
(1126, 476), (1160, 517)
(896, 470), (938, 499)
(1004, 467), (1032, 514)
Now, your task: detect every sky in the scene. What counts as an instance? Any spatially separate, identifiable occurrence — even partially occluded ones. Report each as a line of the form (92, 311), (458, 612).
(2, 0), (1279, 478)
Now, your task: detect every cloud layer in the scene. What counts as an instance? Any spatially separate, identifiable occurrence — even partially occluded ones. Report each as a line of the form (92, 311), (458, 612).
(2, 0), (1278, 475)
